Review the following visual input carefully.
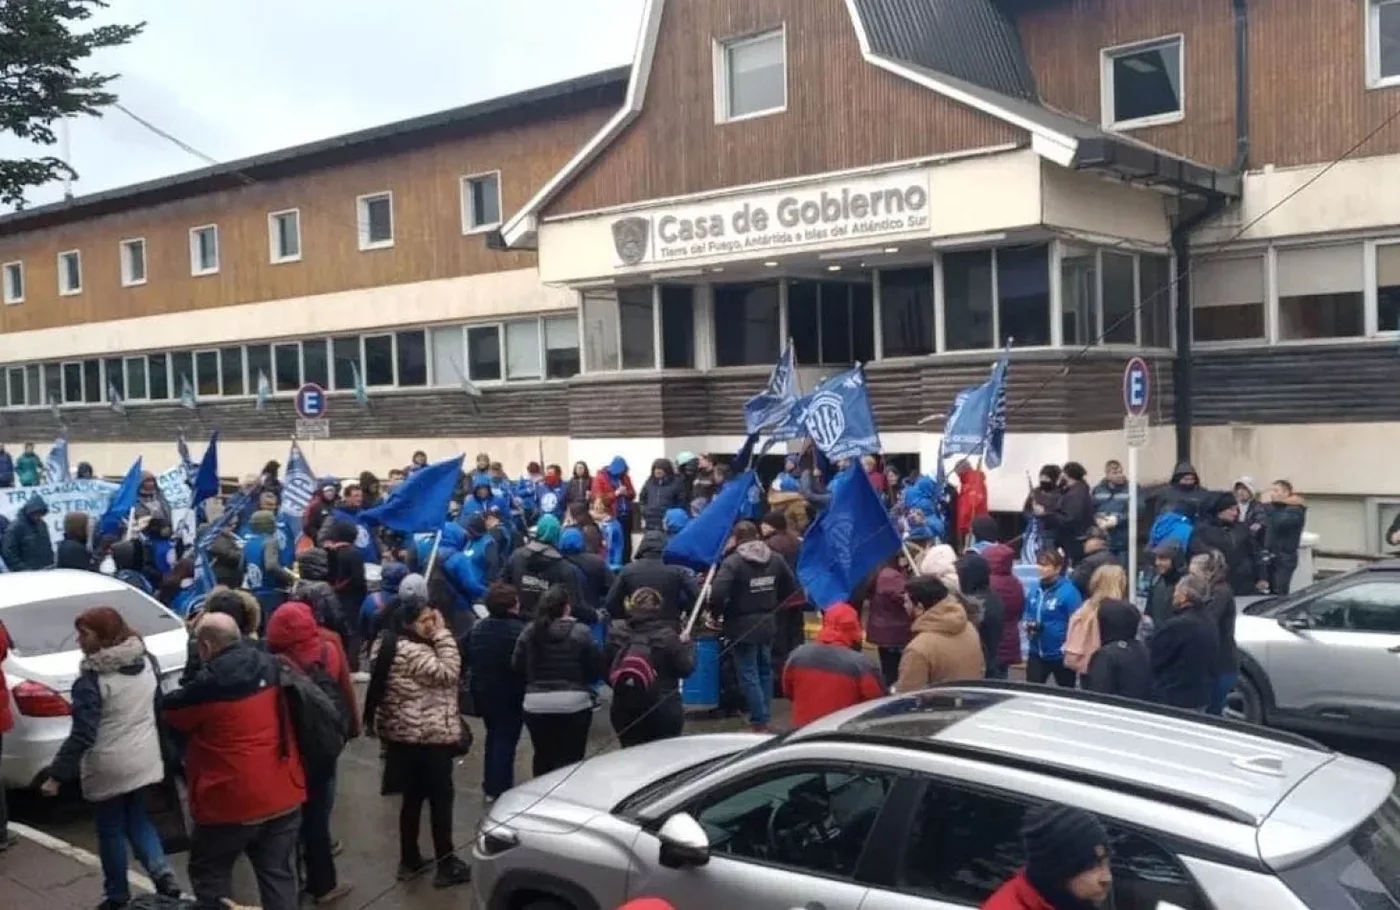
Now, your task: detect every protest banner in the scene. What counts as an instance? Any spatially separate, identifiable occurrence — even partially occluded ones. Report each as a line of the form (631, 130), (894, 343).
(0, 479), (119, 548)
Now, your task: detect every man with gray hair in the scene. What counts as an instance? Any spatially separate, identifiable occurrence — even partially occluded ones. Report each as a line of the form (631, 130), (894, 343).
(1189, 548), (1238, 717)
(165, 612), (306, 909)
(1146, 573), (1220, 712)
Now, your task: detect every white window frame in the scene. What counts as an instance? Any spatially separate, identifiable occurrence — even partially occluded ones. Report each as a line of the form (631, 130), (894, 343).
(713, 26), (788, 124)
(1369, 0), (1400, 88)
(356, 192), (395, 251)
(2, 261), (23, 304)
(268, 208), (302, 264)
(119, 237), (147, 287)
(360, 332), (397, 387)
(189, 225), (220, 276)
(1100, 34), (1186, 130)
(57, 250), (82, 296)
(460, 171), (503, 234)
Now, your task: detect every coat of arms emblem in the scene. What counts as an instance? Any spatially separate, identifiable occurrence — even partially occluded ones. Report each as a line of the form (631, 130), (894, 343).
(611, 216), (650, 266)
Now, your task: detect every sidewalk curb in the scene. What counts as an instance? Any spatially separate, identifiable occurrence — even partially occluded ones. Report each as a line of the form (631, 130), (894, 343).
(8, 822), (154, 894)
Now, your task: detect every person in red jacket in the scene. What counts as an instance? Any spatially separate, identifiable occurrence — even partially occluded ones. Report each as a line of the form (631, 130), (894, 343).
(982, 543), (1026, 679)
(592, 456), (637, 563)
(984, 804), (1113, 910)
(781, 603), (885, 727)
(164, 613), (306, 910)
(0, 620), (15, 851)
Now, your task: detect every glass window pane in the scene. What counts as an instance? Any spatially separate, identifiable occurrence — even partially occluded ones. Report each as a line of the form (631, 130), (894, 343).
(364, 335), (394, 386)
(713, 282), (781, 366)
(943, 250), (994, 351)
(997, 245), (1051, 347)
(660, 286), (695, 369)
(1110, 39), (1182, 124)
(1277, 244), (1366, 341)
(273, 343), (300, 391)
(196, 351), (220, 397)
(727, 32), (785, 118)
(618, 287), (655, 370)
(245, 345), (271, 395)
(0, 368), (11, 408)
(788, 280), (820, 364)
(1192, 255), (1265, 342)
(273, 211), (300, 260)
(362, 196), (393, 245)
(124, 358), (146, 400)
(5, 367), (21, 407)
(44, 364), (63, 406)
(581, 292), (620, 372)
(1060, 248), (1097, 346)
(331, 336), (360, 390)
(1139, 254), (1173, 348)
(821, 283), (854, 364)
(851, 280), (875, 363)
(430, 326), (464, 386)
(505, 320), (542, 380)
(104, 358), (122, 400)
(82, 361), (100, 403)
(220, 347), (244, 396)
(62, 363), (82, 404)
(469, 175), (501, 228)
(170, 352), (194, 398)
(879, 267), (934, 358)
(1101, 251), (1137, 344)
(396, 331), (427, 386)
(544, 315), (581, 379)
(467, 326), (502, 381)
(24, 364), (40, 405)
(1377, 244), (1400, 332)
(1383, 1), (1400, 80)
(302, 339), (329, 389)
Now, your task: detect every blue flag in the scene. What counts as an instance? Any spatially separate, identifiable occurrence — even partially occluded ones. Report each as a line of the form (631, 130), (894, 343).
(1022, 515), (1043, 565)
(744, 342), (799, 437)
(797, 366), (880, 463)
(281, 442), (316, 528)
(361, 454), (465, 534)
(189, 486), (253, 607)
(664, 470), (757, 572)
(98, 457), (143, 537)
(193, 432), (220, 503)
(45, 434), (70, 483)
(798, 464), (902, 610)
(941, 355), (1009, 467)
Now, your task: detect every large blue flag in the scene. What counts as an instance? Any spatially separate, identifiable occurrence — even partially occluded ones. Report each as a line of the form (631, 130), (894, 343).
(941, 355), (1009, 467)
(281, 442), (316, 528)
(361, 454), (465, 534)
(798, 464), (902, 610)
(45, 434), (70, 483)
(664, 470), (757, 572)
(796, 366), (880, 462)
(98, 457), (143, 537)
(744, 342), (800, 437)
(193, 432), (220, 503)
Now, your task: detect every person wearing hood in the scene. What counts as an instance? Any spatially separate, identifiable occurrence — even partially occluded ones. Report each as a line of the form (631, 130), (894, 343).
(1192, 491), (1262, 596)
(711, 521), (797, 732)
(662, 507), (690, 539)
(894, 575), (985, 692)
(1024, 550), (1083, 688)
(1145, 541), (1184, 633)
(638, 459), (687, 532)
(303, 479), (340, 543)
(1153, 461), (1210, 519)
(439, 517), (498, 622)
(503, 515), (592, 622)
(1069, 526), (1118, 599)
(1261, 479), (1307, 594)
(559, 527), (613, 618)
(1149, 574), (1219, 711)
(1090, 459), (1133, 563)
(591, 456), (636, 560)
(984, 804), (1113, 910)
(968, 514), (1001, 554)
(135, 471), (172, 524)
(590, 497), (626, 571)
(782, 603), (884, 727)
(537, 464), (568, 519)
(110, 539), (154, 595)
(957, 551), (1006, 679)
(76, 461), (95, 480)
(240, 509), (295, 626)
(15, 442), (42, 487)
(1, 493), (52, 570)
(461, 479), (503, 522)
(1024, 464), (1062, 524)
(358, 471), (382, 509)
(1082, 598), (1151, 701)
(56, 512), (93, 571)
(364, 561), (409, 641)
(41, 607), (182, 908)
(1232, 476), (1266, 541)
(464, 582), (528, 802)
(603, 529), (699, 627)
(511, 583), (604, 775)
(982, 543), (1024, 678)
(770, 455), (802, 494)
(292, 547), (349, 645)
(0, 444), (12, 488)
(603, 586), (695, 746)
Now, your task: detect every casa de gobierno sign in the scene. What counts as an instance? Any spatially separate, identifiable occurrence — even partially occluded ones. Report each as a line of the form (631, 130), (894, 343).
(610, 168), (931, 268)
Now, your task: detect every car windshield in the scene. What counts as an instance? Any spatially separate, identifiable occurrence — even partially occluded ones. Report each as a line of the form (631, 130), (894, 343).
(2, 587), (182, 656)
(1280, 783), (1400, 908)
(613, 730), (796, 817)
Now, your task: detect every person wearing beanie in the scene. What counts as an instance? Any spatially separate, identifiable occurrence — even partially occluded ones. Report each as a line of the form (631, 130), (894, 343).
(399, 572), (429, 602)
(984, 804), (1112, 909)
(969, 514), (1001, 553)
(240, 509), (295, 626)
(917, 543), (962, 593)
(503, 514), (592, 621)
(782, 603), (885, 726)
(559, 526), (613, 618)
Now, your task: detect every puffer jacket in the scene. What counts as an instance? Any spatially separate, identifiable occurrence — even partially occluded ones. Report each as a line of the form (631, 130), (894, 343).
(511, 617), (604, 695)
(367, 628), (461, 746)
(603, 607), (695, 700)
(1, 494), (53, 571)
(893, 598), (985, 692)
(712, 540), (796, 647)
(982, 545), (1025, 667)
(503, 541), (592, 623)
(603, 531), (699, 626)
(637, 460), (687, 531)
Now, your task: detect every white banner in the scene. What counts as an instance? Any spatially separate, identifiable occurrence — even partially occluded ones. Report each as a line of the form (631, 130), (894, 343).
(156, 463), (194, 512)
(0, 479), (119, 548)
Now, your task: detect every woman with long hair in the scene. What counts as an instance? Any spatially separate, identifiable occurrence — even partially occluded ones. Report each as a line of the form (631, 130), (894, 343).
(1063, 564), (1128, 678)
(362, 594), (472, 889)
(512, 583), (604, 776)
(41, 607), (181, 908)
(564, 461), (592, 511)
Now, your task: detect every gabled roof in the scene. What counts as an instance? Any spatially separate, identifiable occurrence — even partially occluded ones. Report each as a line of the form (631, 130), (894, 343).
(500, 0), (1239, 249)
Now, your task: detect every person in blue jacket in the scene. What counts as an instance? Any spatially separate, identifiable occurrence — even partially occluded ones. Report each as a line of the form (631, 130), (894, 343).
(1024, 549), (1083, 688)
(590, 499), (626, 572)
(769, 455), (802, 493)
(902, 470), (940, 518)
(441, 516), (498, 611)
(663, 507), (689, 539)
(469, 453), (494, 491)
(361, 561), (408, 641)
(536, 465), (567, 519)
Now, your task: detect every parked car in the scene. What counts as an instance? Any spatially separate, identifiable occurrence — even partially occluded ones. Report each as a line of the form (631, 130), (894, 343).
(471, 681), (1398, 910)
(1230, 561), (1400, 742)
(1, 570), (188, 789)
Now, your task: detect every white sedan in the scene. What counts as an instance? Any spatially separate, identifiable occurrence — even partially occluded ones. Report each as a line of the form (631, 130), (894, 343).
(1, 570), (189, 789)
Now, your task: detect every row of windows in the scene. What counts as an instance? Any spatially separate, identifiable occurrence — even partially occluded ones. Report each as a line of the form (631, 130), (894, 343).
(0, 173), (503, 305)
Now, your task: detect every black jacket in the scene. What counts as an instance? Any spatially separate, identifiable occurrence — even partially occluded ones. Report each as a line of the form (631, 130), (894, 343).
(565, 551), (615, 617)
(604, 532), (700, 626)
(1, 495), (53, 571)
(603, 608), (696, 699)
(1151, 461), (1212, 518)
(1205, 581), (1237, 675)
(968, 590), (1006, 673)
(1148, 606), (1218, 710)
(1146, 544), (1185, 631)
(326, 543), (368, 627)
(55, 538), (93, 572)
(1263, 499), (1307, 560)
(465, 614), (527, 712)
(511, 617), (604, 694)
(504, 542), (593, 623)
(1046, 481), (1095, 556)
(638, 464), (687, 531)
(1193, 516), (1260, 597)
(1070, 547), (1119, 599)
(1083, 599), (1151, 700)
(712, 540), (796, 647)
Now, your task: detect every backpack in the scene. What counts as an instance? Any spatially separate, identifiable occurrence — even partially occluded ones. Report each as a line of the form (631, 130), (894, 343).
(276, 651), (347, 767)
(1149, 511), (1194, 552)
(608, 639), (660, 712)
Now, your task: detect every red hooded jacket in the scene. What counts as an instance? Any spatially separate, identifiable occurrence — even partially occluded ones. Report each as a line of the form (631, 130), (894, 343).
(982, 544), (1025, 667)
(956, 466), (990, 539)
(266, 601), (361, 738)
(781, 604), (886, 727)
(0, 622), (13, 734)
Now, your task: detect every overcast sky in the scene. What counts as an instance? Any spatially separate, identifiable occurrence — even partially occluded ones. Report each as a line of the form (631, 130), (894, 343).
(0, 0), (645, 211)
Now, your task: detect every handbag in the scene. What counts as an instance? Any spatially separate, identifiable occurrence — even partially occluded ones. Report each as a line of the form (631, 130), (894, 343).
(452, 714), (474, 757)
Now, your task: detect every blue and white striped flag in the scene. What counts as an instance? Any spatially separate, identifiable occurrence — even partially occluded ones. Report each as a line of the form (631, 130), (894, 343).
(351, 362), (369, 407)
(45, 434), (70, 483)
(108, 381), (125, 415)
(255, 370), (272, 411)
(179, 374), (197, 410)
(281, 441), (316, 527)
(1021, 515), (1043, 565)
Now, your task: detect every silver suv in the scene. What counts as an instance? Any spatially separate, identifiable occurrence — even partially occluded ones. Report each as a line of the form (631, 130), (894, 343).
(471, 682), (1399, 910)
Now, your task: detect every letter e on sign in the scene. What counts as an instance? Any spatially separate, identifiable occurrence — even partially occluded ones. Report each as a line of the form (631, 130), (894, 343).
(1123, 358), (1150, 417)
(295, 383), (327, 420)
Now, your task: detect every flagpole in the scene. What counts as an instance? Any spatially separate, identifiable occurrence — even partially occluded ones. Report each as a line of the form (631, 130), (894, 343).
(123, 508), (136, 541)
(680, 564), (718, 642)
(422, 530), (444, 580)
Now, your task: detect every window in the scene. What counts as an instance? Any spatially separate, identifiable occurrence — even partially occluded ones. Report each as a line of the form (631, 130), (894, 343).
(269, 209), (301, 263)
(245, 345), (271, 395)
(2, 261), (22, 304)
(195, 350), (220, 397)
(580, 287), (667, 373)
(618, 287), (655, 370)
(1192, 255), (1265, 342)
(581, 291), (621, 372)
(544, 315), (581, 379)
(467, 325), (502, 381)
(879, 267), (934, 358)
(302, 339), (329, 389)
(1061, 248), (1097, 346)
(505, 320), (542, 380)
(1140, 254), (1173, 348)
(62, 362), (82, 404)
(713, 282), (781, 366)
(43, 363), (62, 406)
(691, 766), (895, 875)
(189, 225), (219, 275)
(24, 364), (40, 406)
(357, 192), (394, 249)
(1304, 582), (1400, 633)
(789, 280), (874, 365)
(3, 367), (19, 407)
(273, 342), (301, 392)
(997, 245), (1051, 347)
(171, 351), (194, 398)
(1378, 243), (1400, 332)
(717, 28), (786, 122)
(103, 358), (122, 401)
(1101, 250), (1137, 344)
(1103, 36), (1184, 128)
(119, 238), (146, 286)
(1276, 243), (1365, 341)
(82, 360), (99, 403)
(430, 326), (464, 386)
(220, 346), (244, 396)
(461, 172), (502, 233)
(943, 250), (994, 351)
(1369, 0), (1400, 87)
(659, 286), (695, 369)
(363, 334), (394, 386)
(1281, 781), (1400, 907)
(396, 330), (427, 386)
(58, 250), (82, 295)
(331, 336), (360, 390)
(124, 357), (147, 401)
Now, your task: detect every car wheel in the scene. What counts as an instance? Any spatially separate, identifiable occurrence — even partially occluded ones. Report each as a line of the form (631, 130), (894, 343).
(1227, 673), (1265, 725)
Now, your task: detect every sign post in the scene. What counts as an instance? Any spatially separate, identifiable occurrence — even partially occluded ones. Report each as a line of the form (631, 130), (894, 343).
(1123, 358), (1150, 603)
(294, 383), (330, 440)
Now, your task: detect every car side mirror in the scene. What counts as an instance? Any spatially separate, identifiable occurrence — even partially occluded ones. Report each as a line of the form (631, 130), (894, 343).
(657, 812), (710, 869)
(1278, 614), (1311, 632)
